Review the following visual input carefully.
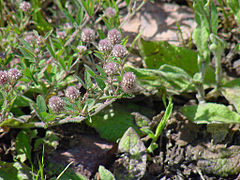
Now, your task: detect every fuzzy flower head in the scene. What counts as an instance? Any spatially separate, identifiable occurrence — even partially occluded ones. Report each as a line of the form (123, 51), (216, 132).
(19, 1), (31, 12)
(57, 31), (66, 39)
(81, 28), (95, 43)
(98, 39), (113, 52)
(121, 72), (137, 93)
(0, 71), (8, 86)
(112, 44), (127, 58)
(65, 86), (80, 101)
(77, 45), (87, 54)
(48, 96), (65, 113)
(107, 29), (121, 45)
(8, 68), (21, 82)
(103, 62), (118, 75)
(105, 7), (116, 18)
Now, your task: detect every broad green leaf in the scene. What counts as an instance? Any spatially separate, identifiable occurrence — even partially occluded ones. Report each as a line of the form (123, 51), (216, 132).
(16, 129), (37, 164)
(222, 78), (240, 113)
(138, 38), (198, 75)
(227, 0), (240, 27)
(88, 102), (154, 142)
(95, 77), (106, 90)
(98, 165), (115, 180)
(116, 127), (146, 179)
(180, 103), (240, 124)
(126, 65), (194, 95)
(37, 95), (47, 113)
(0, 161), (34, 180)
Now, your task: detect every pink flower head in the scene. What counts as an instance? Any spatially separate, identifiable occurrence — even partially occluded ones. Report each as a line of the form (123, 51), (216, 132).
(121, 72), (136, 93)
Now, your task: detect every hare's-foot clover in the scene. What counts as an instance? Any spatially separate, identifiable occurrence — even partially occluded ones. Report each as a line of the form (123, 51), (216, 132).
(107, 29), (121, 45)
(81, 28), (95, 43)
(65, 86), (80, 101)
(48, 96), (65, 113)
(77, 45), (87, 54)
(19, 1), (31, 12)
(112, 44), (127, 58)
(121, 72), (137, 93)
(105, 7), (116, 18)
(103, 62), (118, 75)
(98, 39), (113, 52)
(8, 68), (21, 82)
(0, 71), (8, 86)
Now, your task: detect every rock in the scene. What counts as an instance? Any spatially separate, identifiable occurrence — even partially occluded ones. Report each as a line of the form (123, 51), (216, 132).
(121, 2), (196, 45)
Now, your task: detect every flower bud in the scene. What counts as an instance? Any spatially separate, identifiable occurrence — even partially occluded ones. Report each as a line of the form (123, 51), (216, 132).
(77, 45), (87, 54)
(107, 29), (121, 45)
(0, 71), (8, 86)
(81, 28), (95, 42)
(112, 44), (127, 58)
(8, 68), (21, 81)
(105, 7), (116, 18)
(98, 39), (113, 52)
(65, 86), (80, 100)
(121, 72), (136, 93)
(19, 1), (31, 12)
(57, 31), (66, 39)
(103, 62), (118, 75)
(48, 96), (65, 113)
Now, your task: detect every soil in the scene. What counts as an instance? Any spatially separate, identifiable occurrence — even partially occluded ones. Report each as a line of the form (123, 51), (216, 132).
(1, 0), (240, 180)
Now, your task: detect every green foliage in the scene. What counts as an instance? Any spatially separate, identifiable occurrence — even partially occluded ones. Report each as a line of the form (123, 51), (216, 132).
(98, 166), (116, 180)
(139, 38), (198, 75)
(180, 103), (240, 124)
(16, 129), (37, 164)
(126, 65), (194, 95)
(227, 0), (240, 27)
(116, 127), (146, 180)
(88, 103), (154, 142)
(0, 161), (34, 180)
(147, 98), (173, 153)
(222, 78), (240, 113)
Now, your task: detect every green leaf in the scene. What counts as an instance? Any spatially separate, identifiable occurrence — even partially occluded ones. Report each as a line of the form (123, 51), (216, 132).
(88, 102), (154, 142)
(0, 161), (34, 180)
(180, 103), (240, 124)
(84, 70), (92, 89)
(192, 0), (211, 62)
(16, 129), (37, 164)
(126, 65), (194, 95)
(115, 127), (146, 179)
(31, 0), (52, 32)
(138, 38), (198, 75)
(98, 165), (115, 180)
(222, 78), (240, 113)
(95, 77), (106, 90)
(227, 0), (240, 27)
(37, 95), (47, 113)
(154, 98), (173, 140)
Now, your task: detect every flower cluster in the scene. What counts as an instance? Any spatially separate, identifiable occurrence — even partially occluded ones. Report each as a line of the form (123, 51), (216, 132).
(19, 1), (31, 12)
(121, 72), (137, 93)
(98, 39), (113, 52)
(103, 62), (118, 75)
(112, 44), (127, 58)
(0, 68), (22, 86)
(48, 86), (80, 113)
(81, 28), (95, 43)
(105, 7), (116, 18)
(107, 29), (121, 45)
(48, 96), (65, 113)
(65, 86), (80, 101)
